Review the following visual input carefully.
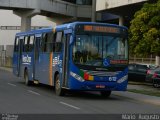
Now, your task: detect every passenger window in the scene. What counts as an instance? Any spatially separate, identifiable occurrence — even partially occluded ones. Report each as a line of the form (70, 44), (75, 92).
(14, 37), (19, 52)
(23, 36), (29, 52)
(137, 65), (147, 72)
(55, 43), (62, 52)
(56, 32), (62, 42)
(128, 65), (134, 71)
(28, 35), (34, 52)
(54, 32), (63, 52)
(41, 32), (54, 52)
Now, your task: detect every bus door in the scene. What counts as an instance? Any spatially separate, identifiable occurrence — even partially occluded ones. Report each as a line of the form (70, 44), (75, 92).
(33, 34), (41, 81)
(62, 31), (72, 87)
(13, 36), (23, 76)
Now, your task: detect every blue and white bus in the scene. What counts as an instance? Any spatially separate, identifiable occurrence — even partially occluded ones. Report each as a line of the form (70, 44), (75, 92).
(13, 22), (128, 97)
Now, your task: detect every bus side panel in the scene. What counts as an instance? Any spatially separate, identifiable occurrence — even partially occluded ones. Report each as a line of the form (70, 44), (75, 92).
(52, 53), (62, 86)
(21, 53), (34, 81)
(13, 52), (19, 76)
(37, 53), (50, 85)
(13, 37), (23, 77)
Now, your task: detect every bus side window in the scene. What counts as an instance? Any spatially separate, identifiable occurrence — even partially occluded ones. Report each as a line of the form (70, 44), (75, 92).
(23, 36), (29, 52)
(41, 33), (46, 52)
(46, 32), (54, 52)
(42, 32), (54, 52)
(54, 32), (62, 52)
(28, 35), (34, 52)
(14, 37), (19, 52)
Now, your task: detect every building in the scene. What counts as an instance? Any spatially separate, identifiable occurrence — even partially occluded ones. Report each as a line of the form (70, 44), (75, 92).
(96, 0), (156, 26)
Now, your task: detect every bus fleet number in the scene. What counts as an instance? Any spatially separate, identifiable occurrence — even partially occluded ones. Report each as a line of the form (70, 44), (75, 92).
(109, 77), (117, 82)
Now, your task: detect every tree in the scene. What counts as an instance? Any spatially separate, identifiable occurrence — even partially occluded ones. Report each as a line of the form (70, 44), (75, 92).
(129, 0), (160, 59)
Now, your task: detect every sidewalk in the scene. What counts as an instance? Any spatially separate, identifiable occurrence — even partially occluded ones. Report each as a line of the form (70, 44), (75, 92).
(113, 90), (160, 106)
(114, 84), (160, 106)
(128, 84), (156, 91)
(0, 67), (12, 72)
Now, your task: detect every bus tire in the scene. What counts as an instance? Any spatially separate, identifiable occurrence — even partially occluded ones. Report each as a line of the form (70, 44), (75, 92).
(55, 74), (65, 96)
(24, 70), (32, 86)
(100, 91), (111, 98)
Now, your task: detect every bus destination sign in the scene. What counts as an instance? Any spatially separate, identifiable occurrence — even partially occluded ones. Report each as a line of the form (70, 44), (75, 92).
(84, 25), (120, 33)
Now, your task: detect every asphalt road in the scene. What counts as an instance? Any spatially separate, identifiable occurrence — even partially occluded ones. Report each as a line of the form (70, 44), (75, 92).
(0, 69), (160, 114)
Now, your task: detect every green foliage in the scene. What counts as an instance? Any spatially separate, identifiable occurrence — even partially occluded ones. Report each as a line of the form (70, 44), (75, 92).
(129, 0), (160, 57)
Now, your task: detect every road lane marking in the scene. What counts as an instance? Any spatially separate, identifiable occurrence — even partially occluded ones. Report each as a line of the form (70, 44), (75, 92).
(28, 90), (40, 96)
(60, 101), (80, 110)
(7, 83), (17, 87)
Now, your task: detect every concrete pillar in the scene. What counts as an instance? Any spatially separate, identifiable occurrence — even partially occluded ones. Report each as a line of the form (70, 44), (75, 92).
(155, 56), (160, 66)
(21, 16), (31, 32)
(13, 9), (40, 32)
(119, 16), (124, 26)
(91, 0), (96, 22)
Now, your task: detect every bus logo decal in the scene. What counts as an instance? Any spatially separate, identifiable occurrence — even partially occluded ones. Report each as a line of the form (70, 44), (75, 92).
(22, 55), (31, 65)
(53, 55), (61, 67)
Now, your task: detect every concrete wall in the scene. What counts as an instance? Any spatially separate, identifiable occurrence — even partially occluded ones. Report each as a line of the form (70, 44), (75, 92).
(6, 45), (14, 57)
(0, 0), (92, 18)
(0, 45), (4, 52)
(96, 0), (147, 11)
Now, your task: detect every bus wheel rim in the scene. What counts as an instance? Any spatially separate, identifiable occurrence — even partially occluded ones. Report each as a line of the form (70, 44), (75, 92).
(25, 74), (28, 84)
(56, 77), (60, 90)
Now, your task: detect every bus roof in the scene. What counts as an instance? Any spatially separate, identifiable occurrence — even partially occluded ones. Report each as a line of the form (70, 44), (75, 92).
(16, 22), (127, 36)
(56, 22), (127, 30)
(16, 27), (53, 36)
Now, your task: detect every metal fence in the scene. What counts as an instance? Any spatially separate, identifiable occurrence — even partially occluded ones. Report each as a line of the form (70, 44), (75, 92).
(0, 45), (13, 68)
(0, 50), (6, 67)
(129, 57), (156, 64)
(0, 50), (12, 67)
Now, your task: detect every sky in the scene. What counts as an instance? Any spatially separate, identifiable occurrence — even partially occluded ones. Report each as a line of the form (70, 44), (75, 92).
(0, 10), (55, 46)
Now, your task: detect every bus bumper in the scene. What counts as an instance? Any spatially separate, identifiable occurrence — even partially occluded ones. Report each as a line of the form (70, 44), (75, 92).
(69, 77), (128, 91)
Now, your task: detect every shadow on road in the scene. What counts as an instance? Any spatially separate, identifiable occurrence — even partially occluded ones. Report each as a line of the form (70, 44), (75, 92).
(16, 81), (121, 101)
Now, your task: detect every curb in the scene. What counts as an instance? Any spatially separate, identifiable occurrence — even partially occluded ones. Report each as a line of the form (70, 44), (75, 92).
(0, 67), (12, 72)
(113, 91), (160, 106)
(128, 82), (152, 86)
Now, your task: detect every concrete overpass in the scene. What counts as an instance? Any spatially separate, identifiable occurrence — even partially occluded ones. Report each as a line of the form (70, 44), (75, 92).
(0, 0), (93, 31)
(96, 0), (158, 26)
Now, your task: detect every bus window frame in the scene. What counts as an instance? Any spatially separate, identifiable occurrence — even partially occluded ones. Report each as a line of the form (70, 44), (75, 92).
(41, 32), (54, 53)
(23, 36), (29, 52)
(54, 31), (63, 53)
(14, 36), (19, 52)
(28, 35), (35, 52)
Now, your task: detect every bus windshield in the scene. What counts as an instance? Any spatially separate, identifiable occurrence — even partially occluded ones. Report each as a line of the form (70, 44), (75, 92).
(73, 34), (128, 67)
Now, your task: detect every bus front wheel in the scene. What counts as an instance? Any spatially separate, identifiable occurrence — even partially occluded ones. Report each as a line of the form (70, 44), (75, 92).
(24, 70), (32, 86)
(55, 74), (65, 96)
(100, 91), (111, 98)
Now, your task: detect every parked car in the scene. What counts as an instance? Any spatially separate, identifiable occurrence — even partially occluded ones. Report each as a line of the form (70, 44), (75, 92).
(137, 63), (158, 69)
(128, 63), (149, 82)
(145, 67), (160, 88)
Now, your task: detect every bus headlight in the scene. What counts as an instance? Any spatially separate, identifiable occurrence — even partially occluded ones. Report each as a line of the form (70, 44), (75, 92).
(70, 72), (85, 82)
(117, 75), (128, 83)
